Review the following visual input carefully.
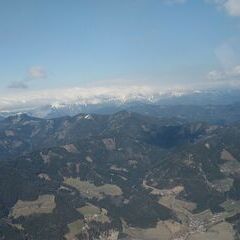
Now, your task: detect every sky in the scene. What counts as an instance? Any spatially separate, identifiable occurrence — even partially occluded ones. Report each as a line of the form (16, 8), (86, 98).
(0, 0), (240, 108)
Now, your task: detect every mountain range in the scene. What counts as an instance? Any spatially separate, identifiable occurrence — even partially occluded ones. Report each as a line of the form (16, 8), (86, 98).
(1, 88), (240, 119)
(0, 109), (240, 239)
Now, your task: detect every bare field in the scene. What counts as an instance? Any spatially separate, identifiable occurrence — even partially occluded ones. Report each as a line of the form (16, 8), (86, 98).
(188, 222), (235, 240)
(221, 149), (236, 161)
(124, 220), (187, 240)
(10, 194), (56, 219)
(65, 219), (85, 240)
(143, 180), (184, 196)
(64, 177), (122, 199)
(63, 144), (79, 153)
(78, 203), (110, 223)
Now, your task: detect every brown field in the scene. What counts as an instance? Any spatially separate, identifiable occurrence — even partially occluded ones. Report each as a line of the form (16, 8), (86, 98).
(10, 194), (56, 219)
(188, 222), (235, 240)
(124, 220), (187, 240)
(221, 149), (236, 161)
(77, 203), (110, 223)
(63, 144), (79, 153)
(64, 177), (122, 199)
(65, 219), (85, 240)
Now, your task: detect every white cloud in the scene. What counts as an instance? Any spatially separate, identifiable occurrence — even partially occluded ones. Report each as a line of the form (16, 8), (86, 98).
(163, 0), (240, 16)
(224, 0), (240, 16)
(208, 64), (240, 81)
(0, 85), (189, 111)
(208, 0), (240, 16)
(215, 42), (238, 70)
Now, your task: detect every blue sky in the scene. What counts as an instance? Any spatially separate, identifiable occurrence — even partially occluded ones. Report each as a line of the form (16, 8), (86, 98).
(0, 0), (240, 94)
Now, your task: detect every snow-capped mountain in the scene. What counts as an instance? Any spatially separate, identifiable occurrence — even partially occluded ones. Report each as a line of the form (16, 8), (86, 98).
(1, 87), (240, 119)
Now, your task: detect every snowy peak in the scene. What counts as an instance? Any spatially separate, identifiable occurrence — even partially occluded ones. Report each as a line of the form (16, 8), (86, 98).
(1, 87), (240, 119)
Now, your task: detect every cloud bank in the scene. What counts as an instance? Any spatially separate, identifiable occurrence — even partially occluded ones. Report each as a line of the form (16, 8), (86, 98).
(165, 0), (240, 16)
(222, 0), (240, 16)
(207, 0), (240, 16)
(208, 64), (240, 81)
(0, 85), (189, 112)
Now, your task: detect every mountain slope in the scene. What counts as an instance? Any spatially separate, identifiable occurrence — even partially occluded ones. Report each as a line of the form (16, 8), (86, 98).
(0, 112), (240, 239)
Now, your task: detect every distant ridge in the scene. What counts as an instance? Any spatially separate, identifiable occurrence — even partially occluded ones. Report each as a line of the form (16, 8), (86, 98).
(1, 88), (240, 121)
